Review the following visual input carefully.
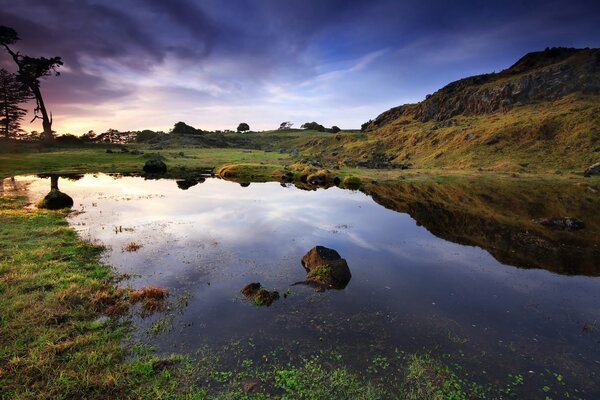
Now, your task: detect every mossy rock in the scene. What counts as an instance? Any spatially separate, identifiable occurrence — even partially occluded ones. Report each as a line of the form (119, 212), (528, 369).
(343, 176), (361, 189)
(240, 282), (279, 306)
(36, 190), (74, 210)
(143, 159), (167, 173)
(301, 246), (351, 289)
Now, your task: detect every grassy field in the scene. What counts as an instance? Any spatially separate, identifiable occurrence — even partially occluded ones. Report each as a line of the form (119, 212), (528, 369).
(0, 142), (591, 189)
(0, 146), (291, 180)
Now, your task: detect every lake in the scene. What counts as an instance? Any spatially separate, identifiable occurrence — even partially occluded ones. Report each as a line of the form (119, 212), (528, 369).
(14, 173), (600, 398)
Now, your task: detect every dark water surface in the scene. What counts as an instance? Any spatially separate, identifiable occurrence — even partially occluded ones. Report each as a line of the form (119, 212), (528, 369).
(17, 174), (600, 398)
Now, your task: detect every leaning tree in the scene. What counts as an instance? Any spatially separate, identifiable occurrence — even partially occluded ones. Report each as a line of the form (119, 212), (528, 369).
(0, 68), (33, 138)
(0, 26), (62, 143)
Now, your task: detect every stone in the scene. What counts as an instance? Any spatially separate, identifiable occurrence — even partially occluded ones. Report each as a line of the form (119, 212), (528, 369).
(583, 162), (600, 177)
(301, 246), (351, 289)
(536, 217), (585, 230)
(36, 190), (74, 210)
(143, 159), (167, 174)
(484, 135), (500, 145)
(241, 283), (279, 306)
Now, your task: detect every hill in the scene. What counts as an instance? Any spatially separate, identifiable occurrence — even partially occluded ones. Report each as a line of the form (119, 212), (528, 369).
(298, 47), (600, 173)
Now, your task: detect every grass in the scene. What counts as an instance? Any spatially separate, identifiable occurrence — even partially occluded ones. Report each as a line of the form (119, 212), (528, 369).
(0, 146), (290, 179)
(0, 195), (198, 399)
(299, 94), (600, 173)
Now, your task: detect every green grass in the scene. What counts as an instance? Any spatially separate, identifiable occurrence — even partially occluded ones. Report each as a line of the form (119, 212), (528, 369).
(0, 196), (198, 399)
(0, 146), (290, 179)
(299, 94), (600, 174)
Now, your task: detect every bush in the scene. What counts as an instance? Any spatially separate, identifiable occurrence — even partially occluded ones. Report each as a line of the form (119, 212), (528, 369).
(301, 121), (326, 132)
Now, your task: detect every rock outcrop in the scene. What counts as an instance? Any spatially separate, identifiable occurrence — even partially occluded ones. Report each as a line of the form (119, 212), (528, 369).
(369, 47), (600, 128)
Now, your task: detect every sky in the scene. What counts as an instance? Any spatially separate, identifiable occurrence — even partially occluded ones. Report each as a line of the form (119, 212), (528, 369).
(1, 0), (599, 134)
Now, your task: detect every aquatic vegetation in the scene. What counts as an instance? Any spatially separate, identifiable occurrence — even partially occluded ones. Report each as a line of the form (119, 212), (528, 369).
(129, 286), (168, 315)
(123, 241), (143, 252)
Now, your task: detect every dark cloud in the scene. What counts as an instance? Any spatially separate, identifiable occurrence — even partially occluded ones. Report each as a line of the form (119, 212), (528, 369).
(0, 0), (599, 132)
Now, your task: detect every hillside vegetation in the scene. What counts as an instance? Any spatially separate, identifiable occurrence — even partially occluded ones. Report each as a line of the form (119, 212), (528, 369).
(298, 48), (600, 173)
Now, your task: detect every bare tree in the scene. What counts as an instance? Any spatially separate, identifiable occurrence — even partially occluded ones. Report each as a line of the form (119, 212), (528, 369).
(0, 26), (62, 143)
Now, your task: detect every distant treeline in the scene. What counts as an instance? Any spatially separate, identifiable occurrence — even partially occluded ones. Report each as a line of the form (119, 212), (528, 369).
(4, 120), (348, 144)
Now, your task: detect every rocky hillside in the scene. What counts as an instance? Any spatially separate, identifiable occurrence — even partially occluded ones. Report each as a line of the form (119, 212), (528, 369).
(370, 47), (600, 128)
(299, 47), (600, 172)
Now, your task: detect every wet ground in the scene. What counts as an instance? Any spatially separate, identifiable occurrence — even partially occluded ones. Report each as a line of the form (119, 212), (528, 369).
(12, 173), (600, 398)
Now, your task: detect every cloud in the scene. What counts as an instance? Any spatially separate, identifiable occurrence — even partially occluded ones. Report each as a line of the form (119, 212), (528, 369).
(0, 0), (598, 133)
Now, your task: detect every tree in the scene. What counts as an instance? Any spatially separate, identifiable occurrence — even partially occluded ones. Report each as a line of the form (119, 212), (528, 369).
(237, 122), (250, 133)
(0, 26), (62, 143)
(279, 121), (293, 130)
(172, 121), (202, 135)
(80, 130), (96, 142)
(330, 126), (341, 133)
(300, 121), (325, 132)
(0, 68), (33, 138)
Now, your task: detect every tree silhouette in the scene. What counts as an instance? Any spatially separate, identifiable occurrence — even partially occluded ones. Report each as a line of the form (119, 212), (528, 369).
(237, 122), (250, 132)
(279, 121), (293, 130)
(0, 26), (62, 143)
(0, 68), (33, 138)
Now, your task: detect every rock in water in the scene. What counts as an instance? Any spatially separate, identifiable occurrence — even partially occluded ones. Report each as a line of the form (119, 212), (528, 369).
(301, 246), (352, 289)
(143, 159), (167, 174)
(240, 282), (279, 306)
(583, 162), (600, 177)
(36, 190), (74, 210)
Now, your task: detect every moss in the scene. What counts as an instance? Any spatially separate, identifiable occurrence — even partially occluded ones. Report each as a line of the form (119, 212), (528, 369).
(343, 175), (362, 189)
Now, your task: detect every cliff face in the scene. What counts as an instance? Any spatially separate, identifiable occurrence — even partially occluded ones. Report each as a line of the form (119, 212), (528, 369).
(371, 47), (600, 128)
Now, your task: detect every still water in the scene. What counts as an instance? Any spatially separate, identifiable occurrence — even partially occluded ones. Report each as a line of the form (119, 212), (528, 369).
(18, 174), (600, 398)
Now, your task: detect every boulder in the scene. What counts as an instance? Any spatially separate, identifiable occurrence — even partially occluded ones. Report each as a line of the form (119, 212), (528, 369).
(143, 159), (167, 174)
(301, 246), (351, 289)
(536, 217), (585, 230)
(241, 282), (279, 306)
(584, 162), (600, 177)
(36, 190), (74, 210)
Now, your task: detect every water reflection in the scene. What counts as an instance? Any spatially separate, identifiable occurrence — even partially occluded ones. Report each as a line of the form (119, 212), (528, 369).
(15, 173), (600, 397)
(363, 180), (600, 275)
(35, 174), (74, 209)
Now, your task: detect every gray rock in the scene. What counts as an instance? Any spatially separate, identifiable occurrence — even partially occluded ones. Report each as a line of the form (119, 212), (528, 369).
(536, 217), (585, 230)
(584, 162), (600, 177)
